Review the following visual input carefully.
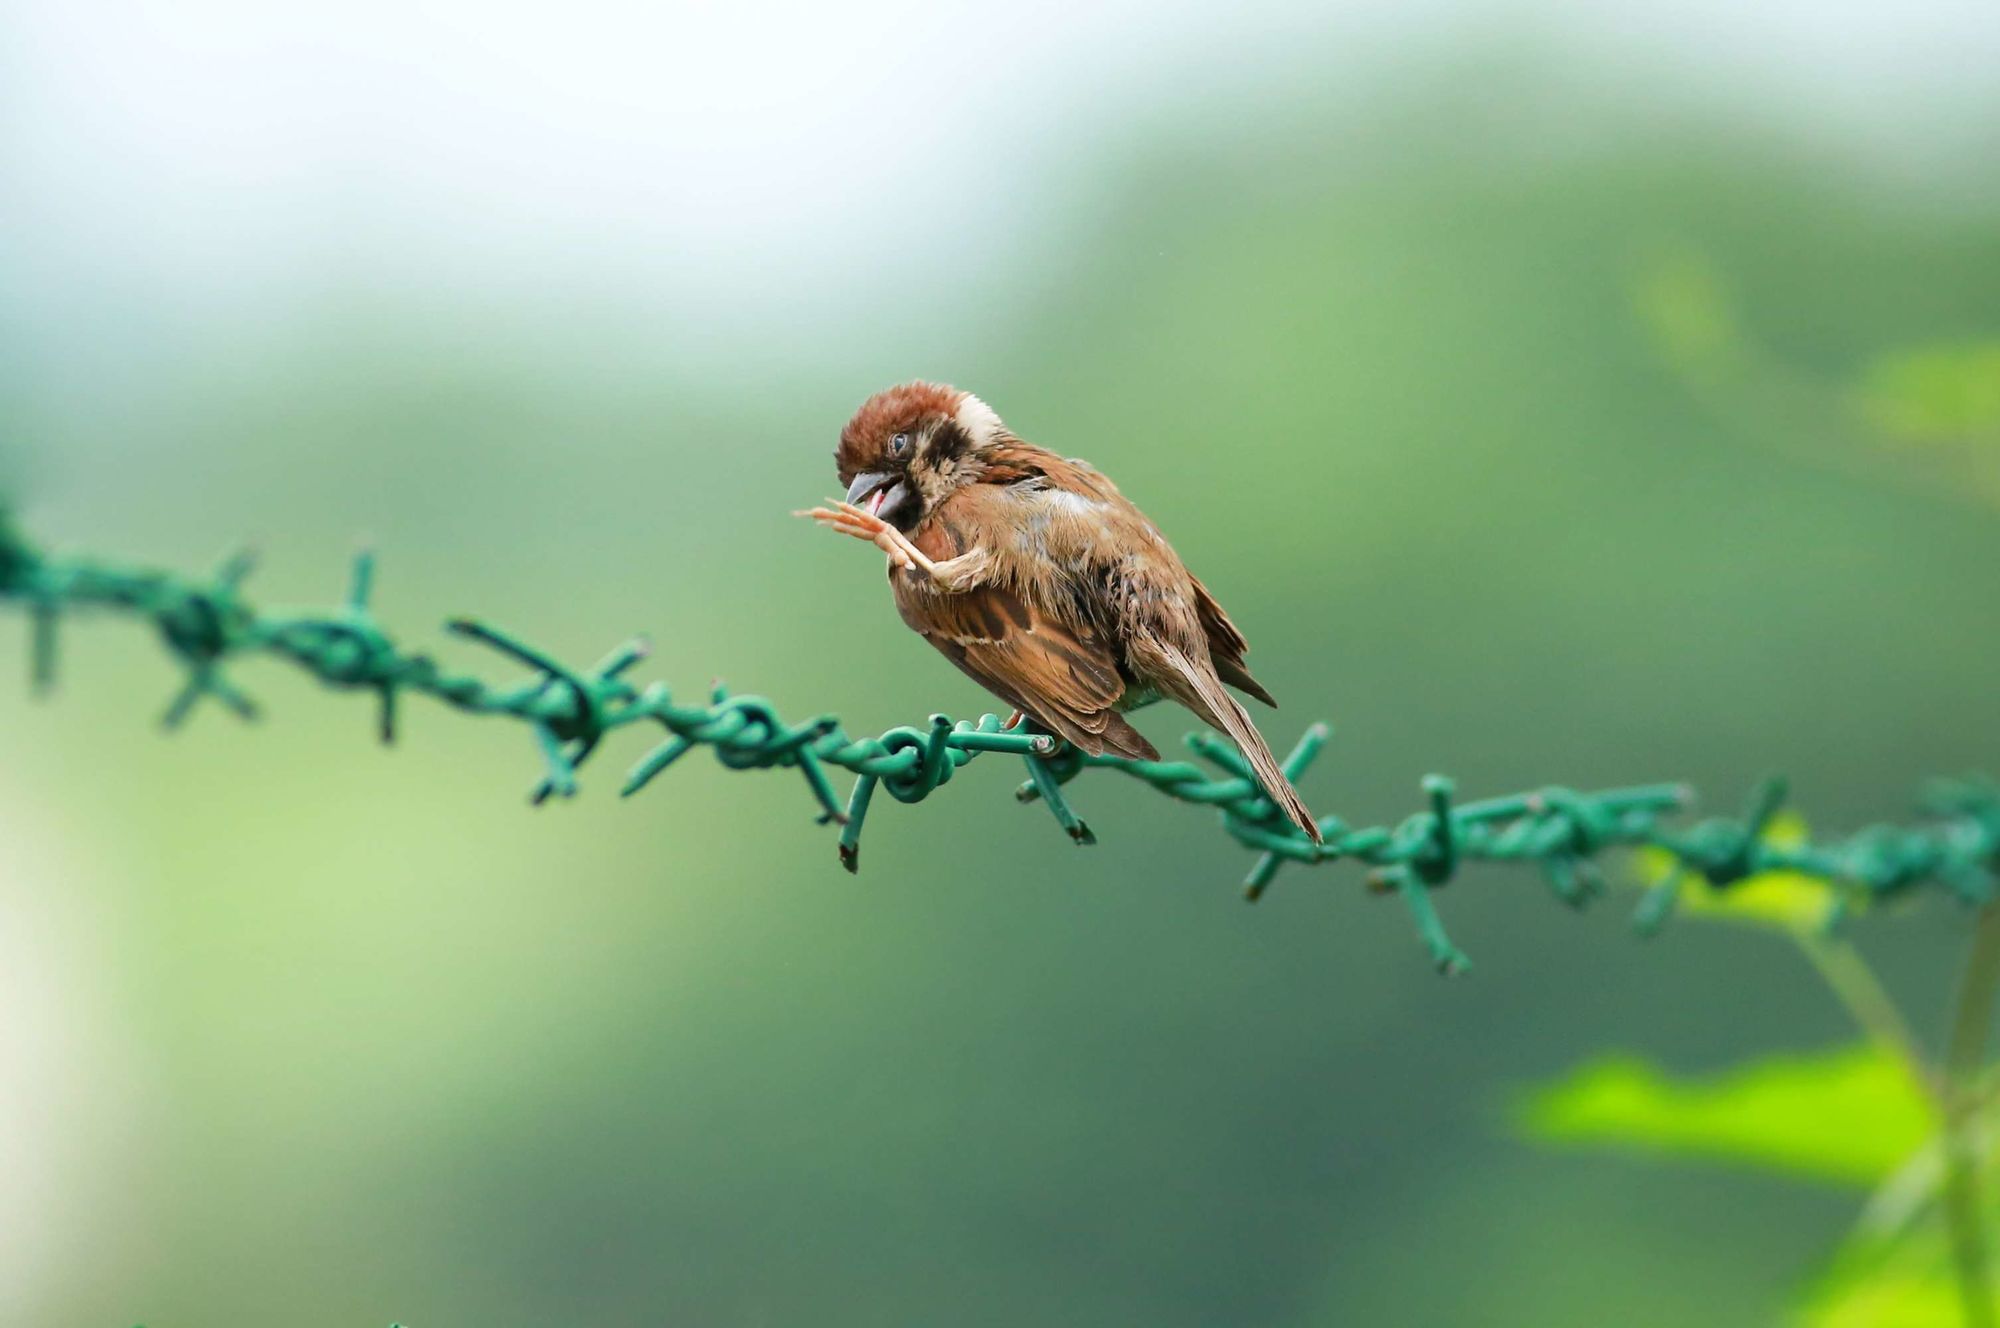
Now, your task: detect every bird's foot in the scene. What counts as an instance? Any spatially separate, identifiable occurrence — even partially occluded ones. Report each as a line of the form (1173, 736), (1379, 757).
(795, 499), (935, 575)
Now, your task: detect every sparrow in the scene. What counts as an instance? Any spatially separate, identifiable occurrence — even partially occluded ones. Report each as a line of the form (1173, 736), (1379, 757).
(798, 381), (1321, 842)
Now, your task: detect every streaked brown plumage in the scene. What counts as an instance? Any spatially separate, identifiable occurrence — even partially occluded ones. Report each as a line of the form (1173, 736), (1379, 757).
(802, 381), (1320, 842)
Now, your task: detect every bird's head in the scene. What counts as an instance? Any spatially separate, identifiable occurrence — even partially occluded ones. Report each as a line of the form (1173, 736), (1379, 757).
(835, 381), (1006, 531)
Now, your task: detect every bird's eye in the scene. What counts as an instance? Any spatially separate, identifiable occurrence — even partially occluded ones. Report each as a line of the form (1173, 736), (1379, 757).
(890, 432), (911, 456)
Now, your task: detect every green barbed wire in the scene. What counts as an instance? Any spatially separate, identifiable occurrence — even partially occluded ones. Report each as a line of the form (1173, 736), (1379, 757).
(1, 508), (1994, 973)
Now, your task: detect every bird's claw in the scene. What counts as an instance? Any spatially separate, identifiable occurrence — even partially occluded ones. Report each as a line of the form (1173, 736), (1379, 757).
(795, 499), (925, 573)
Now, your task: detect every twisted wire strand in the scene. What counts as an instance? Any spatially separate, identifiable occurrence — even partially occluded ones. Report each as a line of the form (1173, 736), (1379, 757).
(1, 511), (1993, 973)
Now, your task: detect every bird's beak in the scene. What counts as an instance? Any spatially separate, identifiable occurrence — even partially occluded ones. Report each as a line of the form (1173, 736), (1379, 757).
(845, 471), (911, 523)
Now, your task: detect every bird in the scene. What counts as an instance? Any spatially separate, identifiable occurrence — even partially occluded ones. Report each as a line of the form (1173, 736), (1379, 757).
(797, 381), (1321, 843)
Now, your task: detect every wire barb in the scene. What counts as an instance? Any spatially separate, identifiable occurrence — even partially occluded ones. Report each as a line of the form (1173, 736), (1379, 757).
(1, 511), (1995, 971)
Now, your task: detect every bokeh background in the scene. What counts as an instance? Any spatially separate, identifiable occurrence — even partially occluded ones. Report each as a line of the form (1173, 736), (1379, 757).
(3, 2), (1999, 1324)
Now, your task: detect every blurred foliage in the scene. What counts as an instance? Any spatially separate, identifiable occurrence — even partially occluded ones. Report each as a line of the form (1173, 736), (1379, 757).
(1807, 1267), (1964, 1328)
(1633, 250), (2000, 510)
(1632, 247), (1752, 386)
(1608, 234), (2000, 1326)
(1804, 1191), (2000, 1328)
(1859, 343), (2000, 446)
(1608, 295), (1998, 1301)
(1530, 814), (2000, 1326)
(1523, 1044), (1930, 1187)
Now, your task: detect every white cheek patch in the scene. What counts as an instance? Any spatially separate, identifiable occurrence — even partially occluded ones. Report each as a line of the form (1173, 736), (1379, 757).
(954, 392), (1005, 447)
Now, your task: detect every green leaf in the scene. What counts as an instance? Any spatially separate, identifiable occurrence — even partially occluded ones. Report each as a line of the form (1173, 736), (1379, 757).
(1857, 341), (2000, 445)
(1803, 1266), (1962, 1328)
(1521, 1043), (1932, 1186)
(1802, 1222), (1982, 1328)
(1795, 1163), (2000, 1326)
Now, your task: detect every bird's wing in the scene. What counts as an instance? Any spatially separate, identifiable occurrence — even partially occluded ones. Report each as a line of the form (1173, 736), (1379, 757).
(987, 440), (1279, 708)
(892, 486), (1158, 761)
(1188, 574), (1278, 707)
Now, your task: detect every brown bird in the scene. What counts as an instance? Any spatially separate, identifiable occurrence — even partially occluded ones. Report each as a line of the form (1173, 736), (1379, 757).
(798, 381), (1321, 843)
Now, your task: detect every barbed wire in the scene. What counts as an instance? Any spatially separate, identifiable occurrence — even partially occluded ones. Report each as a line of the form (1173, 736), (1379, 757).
(1, 509), (1993, 973)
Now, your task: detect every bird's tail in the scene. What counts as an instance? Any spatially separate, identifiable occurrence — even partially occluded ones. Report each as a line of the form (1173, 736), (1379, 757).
(1148, 637), (1321, 843)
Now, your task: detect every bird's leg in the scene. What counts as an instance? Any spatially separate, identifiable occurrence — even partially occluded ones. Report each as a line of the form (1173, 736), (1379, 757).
(796, 499), (930, 571)
(1003, 710), (1024, 730)
(918, 547), (992, 592)
(795, 501), (988, 590)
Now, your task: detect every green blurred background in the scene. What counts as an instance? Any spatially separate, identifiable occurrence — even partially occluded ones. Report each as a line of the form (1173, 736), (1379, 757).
(2, 3), (1998, 1324)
